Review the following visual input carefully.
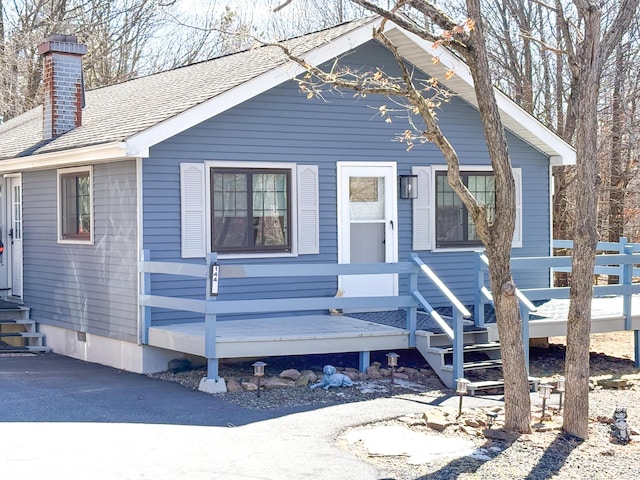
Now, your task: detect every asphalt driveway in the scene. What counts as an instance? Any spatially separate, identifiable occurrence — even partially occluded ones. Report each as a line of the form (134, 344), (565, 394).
(0, 353), (498, 479)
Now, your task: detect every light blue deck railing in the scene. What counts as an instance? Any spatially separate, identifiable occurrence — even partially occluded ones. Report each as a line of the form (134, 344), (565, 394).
(475, 237), (640, 367)
(139, 251), (471, 381)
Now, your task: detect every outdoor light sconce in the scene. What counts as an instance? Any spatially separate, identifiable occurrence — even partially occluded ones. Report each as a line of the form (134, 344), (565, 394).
(556, 376), (566, 412)
(455, 378), (471, 418)
(252, 361), (267, 398)
(538, 383), (553, 421)
(399, 175), (418, 199)
(386, 352), (400, 395)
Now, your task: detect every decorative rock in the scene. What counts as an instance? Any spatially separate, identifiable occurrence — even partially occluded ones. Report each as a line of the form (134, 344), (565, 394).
(598, 378), (628, 389)
(422, 412), (452, 432)
(394, 372), (410, 380)
(263, 377), (295, 389)
(295, 374), (314, 387)
(465, 418), (481, 428)
(168, 358), (192, 374)
(343, 370), (359, 381)
(358, 372), (370, 381)
(226, 379), (244, 393)
(300, 370), (317, 383)
(367, 366), (383, 379)
(241, 381), (258, 391)
(279, 368), (302, 380)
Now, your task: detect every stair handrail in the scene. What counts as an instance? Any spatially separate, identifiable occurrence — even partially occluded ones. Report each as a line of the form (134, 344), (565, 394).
(475, 252), (539, 367)
(410, 253), (470, 382)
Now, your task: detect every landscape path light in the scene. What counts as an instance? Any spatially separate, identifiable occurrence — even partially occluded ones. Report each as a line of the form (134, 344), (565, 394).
(386, 352), (399, 395)
(252, 361), (267, 398)
(455, 378), (471, 418)
(556, 376), (566, 411)
(538, 383), (553, 421)
(485, 411), (498, 428)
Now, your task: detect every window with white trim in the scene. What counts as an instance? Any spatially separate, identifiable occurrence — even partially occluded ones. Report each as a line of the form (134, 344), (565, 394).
(436, 171), (494, 248)
(412, 165), (522, 251)
(180, 162), (319, 258)
(211, 167), (291, 254)
(58, 166), (93, 243)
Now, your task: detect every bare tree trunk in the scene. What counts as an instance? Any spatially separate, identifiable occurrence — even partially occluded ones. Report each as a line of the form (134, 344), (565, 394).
(465, 0), (531, 433)
(562, 7), (601, 440)
(608, 44), (626, 250)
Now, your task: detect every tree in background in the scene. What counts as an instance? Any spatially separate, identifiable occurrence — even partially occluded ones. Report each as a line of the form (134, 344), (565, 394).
(0, 0), (253, 123)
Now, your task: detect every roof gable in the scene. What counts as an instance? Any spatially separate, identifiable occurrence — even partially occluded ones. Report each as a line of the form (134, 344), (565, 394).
(0, 17), (575, 169)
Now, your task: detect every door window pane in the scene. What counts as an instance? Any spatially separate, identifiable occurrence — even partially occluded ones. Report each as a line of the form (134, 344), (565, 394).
(349, 176), (385, 221)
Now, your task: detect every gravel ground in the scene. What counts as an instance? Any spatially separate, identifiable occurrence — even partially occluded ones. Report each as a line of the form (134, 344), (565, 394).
(150, 332), (640, 480)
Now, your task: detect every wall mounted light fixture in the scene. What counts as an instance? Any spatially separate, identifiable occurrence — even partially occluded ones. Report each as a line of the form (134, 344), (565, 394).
(399, 175), (418, 199)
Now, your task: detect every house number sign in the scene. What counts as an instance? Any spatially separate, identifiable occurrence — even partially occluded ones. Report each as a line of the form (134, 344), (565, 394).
(210, 263), (220, 296)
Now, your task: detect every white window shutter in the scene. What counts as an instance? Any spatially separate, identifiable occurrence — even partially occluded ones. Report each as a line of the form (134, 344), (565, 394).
(412, 165), (433, 251)
(512, 168), (522, 248)
(180, 163), (206, 258)
(297, 164), (319, 255)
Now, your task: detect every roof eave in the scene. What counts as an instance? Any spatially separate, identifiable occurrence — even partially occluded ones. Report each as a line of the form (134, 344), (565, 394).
(0, 142), (132, 173)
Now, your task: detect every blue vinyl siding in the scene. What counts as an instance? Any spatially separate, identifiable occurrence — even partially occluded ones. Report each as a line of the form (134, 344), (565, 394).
(143, 40), (551, 316)
(23, 161), (138, 341)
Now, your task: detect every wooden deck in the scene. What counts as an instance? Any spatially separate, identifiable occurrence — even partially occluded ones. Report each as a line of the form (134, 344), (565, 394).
(147, 296), (640, 362)
(528, 295), (640, 338)
(148, 314), (410, 359)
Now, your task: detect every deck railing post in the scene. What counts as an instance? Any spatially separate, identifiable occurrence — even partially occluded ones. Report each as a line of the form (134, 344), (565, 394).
(200, 252), (226, 393)
(453, 309), (464, 382)
(407, 255), (419, 347)
(623, 245), (633, 331)
(519, 303), (530, 373)
(474, 252), (485, 327)
(138, 249), (151, 345)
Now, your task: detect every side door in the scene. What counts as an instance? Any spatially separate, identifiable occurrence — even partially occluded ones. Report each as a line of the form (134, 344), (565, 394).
(7, 175), (22, 297)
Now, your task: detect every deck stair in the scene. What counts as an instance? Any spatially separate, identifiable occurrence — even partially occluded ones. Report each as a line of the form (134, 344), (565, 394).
(0, 305), (50, 354)
(416, 323), (539, 393)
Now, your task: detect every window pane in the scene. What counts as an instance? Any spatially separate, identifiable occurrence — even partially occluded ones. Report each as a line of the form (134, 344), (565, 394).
(435, 171), (494, 247)
(211, 169), (290, 252)
(61, 172), (90, 240)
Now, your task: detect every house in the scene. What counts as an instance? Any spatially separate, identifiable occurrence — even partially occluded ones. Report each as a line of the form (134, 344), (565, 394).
(0, 18), (575, 383)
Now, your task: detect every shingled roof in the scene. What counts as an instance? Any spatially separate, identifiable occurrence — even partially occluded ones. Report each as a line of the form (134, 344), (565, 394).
(0, 18), (375, 161)
(0, 16), (575, 167)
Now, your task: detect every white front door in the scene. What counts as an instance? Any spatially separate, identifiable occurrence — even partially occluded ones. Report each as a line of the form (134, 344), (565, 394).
(337, 162), (398, 298)
(8, 176), (22, 297)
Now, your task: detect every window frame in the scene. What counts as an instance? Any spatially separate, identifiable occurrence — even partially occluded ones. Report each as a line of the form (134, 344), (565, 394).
(205, 161), (299, 259)
(435, 169), (495, 248)
(421, 164), (521, 252)
(57, 166), (93, 245)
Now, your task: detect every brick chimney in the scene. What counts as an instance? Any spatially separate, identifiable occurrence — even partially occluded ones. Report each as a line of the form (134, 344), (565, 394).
(37, 35), (87, 139)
